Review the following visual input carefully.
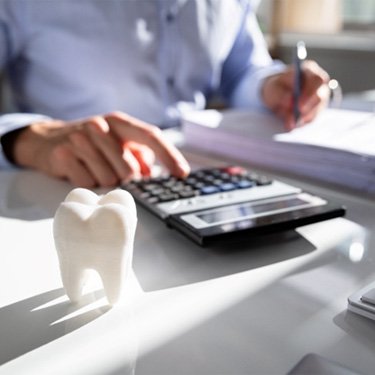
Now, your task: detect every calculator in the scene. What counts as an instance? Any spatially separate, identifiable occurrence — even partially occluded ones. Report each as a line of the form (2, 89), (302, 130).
(122, 166), (345, 245)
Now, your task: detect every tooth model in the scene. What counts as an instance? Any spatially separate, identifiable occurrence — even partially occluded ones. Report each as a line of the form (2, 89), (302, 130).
(53, 188), (137, 305)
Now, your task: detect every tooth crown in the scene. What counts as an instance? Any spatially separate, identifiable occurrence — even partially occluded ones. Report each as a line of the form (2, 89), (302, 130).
(53, 188), (137, 305)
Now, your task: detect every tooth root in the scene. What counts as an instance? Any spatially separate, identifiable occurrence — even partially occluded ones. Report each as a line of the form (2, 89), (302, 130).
(97, 262), (126, 306)
(59, 258), (89, 303)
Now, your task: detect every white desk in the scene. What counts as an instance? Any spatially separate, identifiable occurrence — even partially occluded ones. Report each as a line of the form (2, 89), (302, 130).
(0, 149), (375, 375)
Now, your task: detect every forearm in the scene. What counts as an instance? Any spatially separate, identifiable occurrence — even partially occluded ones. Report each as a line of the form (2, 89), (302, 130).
(219, 4), (286, 112)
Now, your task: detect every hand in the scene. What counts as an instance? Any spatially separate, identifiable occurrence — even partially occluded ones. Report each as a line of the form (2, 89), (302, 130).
(12, 111), (190, 187)
(262, 60), (330, 130)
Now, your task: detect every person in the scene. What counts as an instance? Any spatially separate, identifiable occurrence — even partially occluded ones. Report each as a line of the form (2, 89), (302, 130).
(0, 0), (330, 187)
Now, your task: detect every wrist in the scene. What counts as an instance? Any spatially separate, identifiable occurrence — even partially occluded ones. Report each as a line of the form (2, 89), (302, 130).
(0, 127), (29, 165)
(12, 124), (46, 168)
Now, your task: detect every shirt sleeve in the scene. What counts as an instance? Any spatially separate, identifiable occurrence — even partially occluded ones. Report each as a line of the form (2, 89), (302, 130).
(0, 113), (51, 168)
(0, 2), (51, 168)
(220, 3), (286, 112)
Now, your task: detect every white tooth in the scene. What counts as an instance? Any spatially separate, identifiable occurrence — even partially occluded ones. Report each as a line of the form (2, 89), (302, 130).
(53, 188), (137, 305)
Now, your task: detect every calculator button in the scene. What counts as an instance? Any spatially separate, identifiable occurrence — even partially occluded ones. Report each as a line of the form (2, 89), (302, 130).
(124, 182), (138, 189)
(139, 192), (152, 199)
(158, 193), (179, 202)
(229, 175), (241, 183)
(150, 187), (166, 196)
(193, 182), (206, 189)
(126, 187), (143, 195)
(247, 172), (260, 181)
(200, 186), (220, 195)
(256, 176), (272, 186)
(170, 186), (182, 193)
(147, 196), (159, 204)
(203, 175), (215, 183)
(191, 171), (206, 179)
(223, 166), (247, 175)
(210, 169), (222, 177)
(142, 183), (161, 192)
(219, 172), (230, 180)
(178, 191), (197, 199)
(185, 177), (198, 185)
(237, 180), (255, 189)
(219, 182), (237, 191)
(163, 181), (177, 188)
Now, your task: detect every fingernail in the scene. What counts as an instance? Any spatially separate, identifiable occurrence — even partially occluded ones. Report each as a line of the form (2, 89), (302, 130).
(86, 120), (110, 136)
(178, 161), (190, 177)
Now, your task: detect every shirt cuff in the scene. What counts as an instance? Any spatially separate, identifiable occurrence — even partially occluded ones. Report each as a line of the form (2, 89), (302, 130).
(0, 113), (51, 169)
(229, 61), (286, 112)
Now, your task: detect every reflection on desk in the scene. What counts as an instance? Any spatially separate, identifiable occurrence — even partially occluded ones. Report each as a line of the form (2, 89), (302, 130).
(0, 163), (375, 375)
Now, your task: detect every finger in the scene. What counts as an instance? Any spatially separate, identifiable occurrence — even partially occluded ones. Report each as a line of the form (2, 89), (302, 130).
(278, 61), (329, 129)
(69, 130), (119, 187)
(128, 143), (155, 177)
(301, 83), (330, 114)
(275, 67), (295, 88)
(300, 61), (330, 106)
(121, 146), (142, 182)
(300, 94), (320, 119)
(84, 117), (135, 181)
(301, 96), (325, 124)
(284, 112), (297, 131)
(271, 91), (296, 130)
(106, 112), (190, 177)
(262, 70), (296, 121)
(50, 143), (96, 187)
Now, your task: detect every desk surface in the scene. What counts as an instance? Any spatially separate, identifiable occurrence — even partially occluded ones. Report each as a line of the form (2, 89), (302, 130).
(0, 148), (375, 375)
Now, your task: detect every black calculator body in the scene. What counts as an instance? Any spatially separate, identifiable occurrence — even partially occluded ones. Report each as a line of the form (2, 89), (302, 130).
(122, 166), (345, 246)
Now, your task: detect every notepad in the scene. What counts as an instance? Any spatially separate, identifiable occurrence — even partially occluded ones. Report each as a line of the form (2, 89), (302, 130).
(182, 108), (375, 193)
(348, 280), (375, 321)
(275, 109), (375, 157)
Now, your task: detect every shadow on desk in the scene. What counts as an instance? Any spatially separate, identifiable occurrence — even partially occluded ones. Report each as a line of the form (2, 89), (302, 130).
(334, 310), (375, 352)
(133, 206), (317, 292)
(0, 170), (113, 221)
(0, 170), (72, 220)
(0, 288), (110, 366)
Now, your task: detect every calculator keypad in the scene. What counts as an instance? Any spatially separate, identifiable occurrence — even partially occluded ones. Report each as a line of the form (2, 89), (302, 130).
(123, 166), (272, 205)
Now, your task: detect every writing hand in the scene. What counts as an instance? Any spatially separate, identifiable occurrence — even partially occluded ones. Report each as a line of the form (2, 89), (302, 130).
(262, 60), (330, 130)
(11, 111), (190, 187)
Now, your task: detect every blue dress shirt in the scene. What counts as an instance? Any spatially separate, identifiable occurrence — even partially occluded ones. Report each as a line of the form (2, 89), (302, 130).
(0, 0), (284, 167)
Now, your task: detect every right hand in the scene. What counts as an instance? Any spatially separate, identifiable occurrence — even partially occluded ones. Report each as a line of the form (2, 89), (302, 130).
(12, 111), (190, 187)
(262, 60), (330, 130)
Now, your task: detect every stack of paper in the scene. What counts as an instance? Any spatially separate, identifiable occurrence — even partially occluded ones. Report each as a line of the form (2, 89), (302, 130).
(182, 108), (375, 193)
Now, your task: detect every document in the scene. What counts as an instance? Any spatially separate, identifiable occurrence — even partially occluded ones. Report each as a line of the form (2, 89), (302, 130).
(182, 108), (375, 193)
(275, 109), (375, 156)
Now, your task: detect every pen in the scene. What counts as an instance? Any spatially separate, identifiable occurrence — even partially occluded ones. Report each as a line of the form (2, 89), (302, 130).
(293, 41), (307, 127)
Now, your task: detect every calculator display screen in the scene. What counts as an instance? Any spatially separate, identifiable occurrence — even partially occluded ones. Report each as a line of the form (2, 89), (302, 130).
(196, 197), (307, 225)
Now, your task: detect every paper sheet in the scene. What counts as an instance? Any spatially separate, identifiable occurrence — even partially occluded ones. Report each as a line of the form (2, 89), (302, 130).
(275, 109), (375, 156)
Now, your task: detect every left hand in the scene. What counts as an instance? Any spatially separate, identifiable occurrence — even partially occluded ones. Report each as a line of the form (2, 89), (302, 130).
(11, 112), (190, 187)
(262, 60), (331, 130)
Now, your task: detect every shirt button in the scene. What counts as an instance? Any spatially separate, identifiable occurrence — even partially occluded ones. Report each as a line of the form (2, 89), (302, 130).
(167, 77), (174, 87)
(166, 12), (174, 22)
